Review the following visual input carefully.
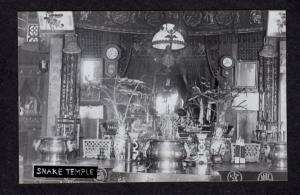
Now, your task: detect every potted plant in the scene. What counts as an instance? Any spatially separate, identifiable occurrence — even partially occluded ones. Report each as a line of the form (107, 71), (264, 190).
(86, 76), (153, 160)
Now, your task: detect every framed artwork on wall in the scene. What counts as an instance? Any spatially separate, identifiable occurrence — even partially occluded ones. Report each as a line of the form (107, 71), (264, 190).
(80, 58), (103, 105)
(232, 92), (259, 111)
(266, 10), (286, 37)
(235, 60), (258, 89)
(37, 11), (75, 34)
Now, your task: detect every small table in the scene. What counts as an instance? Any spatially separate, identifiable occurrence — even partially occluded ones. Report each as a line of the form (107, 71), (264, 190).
(22, 159), (221, 183)
(110, 161), (221, 182)
(22, 159), (287, 183)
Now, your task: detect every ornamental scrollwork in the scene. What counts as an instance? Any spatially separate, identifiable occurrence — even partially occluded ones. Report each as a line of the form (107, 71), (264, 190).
(145, 11), (164, 27)
(257, 171), (274, 181)
(227, 171), (243, 182)
(215, 11), (234, 26)
(111, 11), (131, 25)
(183, 11), (202, 27)
(249, 10), (262, 24)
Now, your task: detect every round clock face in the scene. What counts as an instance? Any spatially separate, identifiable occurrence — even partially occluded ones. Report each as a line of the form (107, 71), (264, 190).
(222, 57), (233, 68)
(106, 47), (119, 60)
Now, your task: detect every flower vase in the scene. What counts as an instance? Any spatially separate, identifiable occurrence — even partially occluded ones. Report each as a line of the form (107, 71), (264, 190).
(114, 123), (129, 160)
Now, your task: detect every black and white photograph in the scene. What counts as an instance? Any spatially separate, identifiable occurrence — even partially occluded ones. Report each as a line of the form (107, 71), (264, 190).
(18, 10), (287, 184)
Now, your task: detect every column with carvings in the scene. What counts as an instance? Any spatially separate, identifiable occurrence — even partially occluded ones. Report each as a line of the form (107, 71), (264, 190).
(258, 40), (279, 133)
(56, 34), (81, 149)
(278, 40), (286, 142)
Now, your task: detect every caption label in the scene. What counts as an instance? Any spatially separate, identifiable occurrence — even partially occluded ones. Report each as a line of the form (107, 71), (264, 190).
(33, 165), (98, 178)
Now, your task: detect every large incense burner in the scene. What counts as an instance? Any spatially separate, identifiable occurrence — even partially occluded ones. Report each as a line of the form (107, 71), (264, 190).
(33, 136), (75, 163)
(146, 139), (187, 173)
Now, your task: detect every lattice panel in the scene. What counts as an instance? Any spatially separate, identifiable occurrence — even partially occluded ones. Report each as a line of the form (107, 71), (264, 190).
(231, 143), (261, 162)
(77, 29), (104, 58)
(82, 139), (112, 159)
(27, 24), (39, 43)
(238, 32), (264, 60)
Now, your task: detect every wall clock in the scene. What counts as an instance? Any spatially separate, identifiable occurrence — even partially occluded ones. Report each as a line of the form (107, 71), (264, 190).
(103, 44), (121, 77)
(220, 56), (234, 69)
(103, 44), (121, 61)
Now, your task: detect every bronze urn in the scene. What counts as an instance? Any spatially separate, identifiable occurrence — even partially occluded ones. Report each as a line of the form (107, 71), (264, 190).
(146, 140), (187, 173)
(33, 136), (75, 163)
(269, 142), (287, 168)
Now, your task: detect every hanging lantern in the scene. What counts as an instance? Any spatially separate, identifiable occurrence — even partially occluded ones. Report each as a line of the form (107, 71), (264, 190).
(63, 34), (81, 54)
(259, 44), (278, 58)
(152, 23), (186, 50)
(152, 23), (186, 70)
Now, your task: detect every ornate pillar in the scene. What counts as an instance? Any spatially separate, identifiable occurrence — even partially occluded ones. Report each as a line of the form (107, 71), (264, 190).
(45, 37), (63, 136)
(60, 34), (81, 117)
(279, 40), (286, 142)
(56, 34), (81, 148)
(258, 40), (278, 131)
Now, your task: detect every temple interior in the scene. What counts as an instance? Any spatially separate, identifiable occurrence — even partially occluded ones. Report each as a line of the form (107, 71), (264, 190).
(18, 11), (287, 183)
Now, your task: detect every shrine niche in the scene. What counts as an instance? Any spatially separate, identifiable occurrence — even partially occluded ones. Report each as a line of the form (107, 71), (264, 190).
(19, 65), (44, 117)
(18, 65), (45, 163)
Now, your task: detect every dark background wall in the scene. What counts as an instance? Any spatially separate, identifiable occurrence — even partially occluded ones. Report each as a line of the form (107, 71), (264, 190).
(76, 28), (264, 140)
(18, 27), (265, 144)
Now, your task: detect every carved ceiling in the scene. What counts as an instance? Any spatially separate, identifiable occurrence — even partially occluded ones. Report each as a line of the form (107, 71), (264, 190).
(74, 11), (266, 35)
(21, 11), (266, 55)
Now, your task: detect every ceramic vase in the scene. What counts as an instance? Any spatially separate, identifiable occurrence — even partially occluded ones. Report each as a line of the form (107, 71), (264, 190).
(113, 123), (129, 160)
